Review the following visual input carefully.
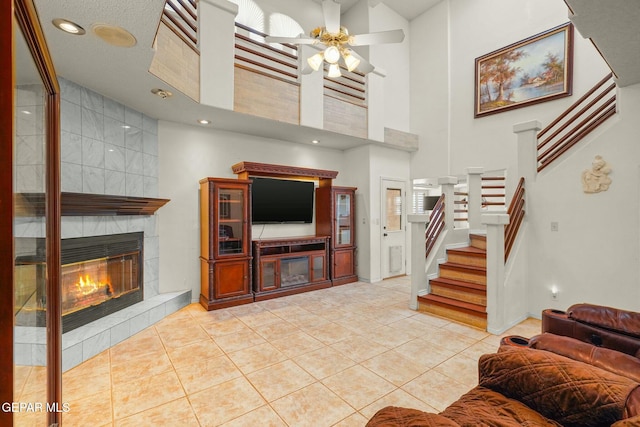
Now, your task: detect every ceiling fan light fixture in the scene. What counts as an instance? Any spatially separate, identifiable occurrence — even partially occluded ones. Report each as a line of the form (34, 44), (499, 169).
(307, 52), (324, 71)
(324, 46), (340, 64)
(343, 51), (360, 72)
(328, 63), (342, 78)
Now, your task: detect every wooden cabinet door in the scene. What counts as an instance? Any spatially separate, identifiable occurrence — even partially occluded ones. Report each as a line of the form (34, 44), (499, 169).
(333, 249), (354, 278)
(214, 260), (249, 299)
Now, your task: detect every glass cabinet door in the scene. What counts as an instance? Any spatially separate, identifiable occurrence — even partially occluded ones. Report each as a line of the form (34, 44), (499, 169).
(335, 192), (352, 246)
(260, 259), (277, 290)
(218, 187), (245, 255)
(311, 254), (326, 282)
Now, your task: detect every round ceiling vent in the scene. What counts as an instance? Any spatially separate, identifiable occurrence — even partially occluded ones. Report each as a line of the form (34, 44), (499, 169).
(92, 24), (137, 48)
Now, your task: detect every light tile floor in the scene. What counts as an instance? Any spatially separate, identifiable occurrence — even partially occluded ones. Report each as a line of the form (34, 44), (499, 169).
(14, 276), (542, 426)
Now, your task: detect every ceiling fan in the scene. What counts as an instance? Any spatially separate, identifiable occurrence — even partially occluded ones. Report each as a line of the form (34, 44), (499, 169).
(265, 0), (405, 78)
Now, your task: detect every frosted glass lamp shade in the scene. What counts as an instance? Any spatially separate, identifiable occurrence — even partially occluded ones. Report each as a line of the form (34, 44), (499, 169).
(324, 46), (340, 64)
(343, 51), (360, 72)
(328, 63), (342, 78)
(307, 52), (324, 71)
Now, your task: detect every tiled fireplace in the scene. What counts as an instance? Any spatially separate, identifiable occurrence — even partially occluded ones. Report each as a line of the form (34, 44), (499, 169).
(14, 79), (191, 372)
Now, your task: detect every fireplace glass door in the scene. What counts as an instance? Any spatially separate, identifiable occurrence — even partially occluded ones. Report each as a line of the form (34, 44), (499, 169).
(280, 257), (309, 287)
(61, 251), (140, 316)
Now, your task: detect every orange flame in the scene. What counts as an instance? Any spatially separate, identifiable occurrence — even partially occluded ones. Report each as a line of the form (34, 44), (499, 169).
(75, 274), (112, 296)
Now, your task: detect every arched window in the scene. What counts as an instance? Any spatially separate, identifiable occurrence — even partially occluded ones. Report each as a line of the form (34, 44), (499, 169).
(228, 0), (264, 41)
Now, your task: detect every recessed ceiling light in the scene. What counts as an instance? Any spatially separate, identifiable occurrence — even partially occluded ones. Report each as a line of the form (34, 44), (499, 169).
(312, 140), (320, 144)
(151, 88), (173, 99)
(92, 23), (136, 47)
(52, 18), (86, 35)
(122, 125), (131, 129)
(197, 119), (211, 125)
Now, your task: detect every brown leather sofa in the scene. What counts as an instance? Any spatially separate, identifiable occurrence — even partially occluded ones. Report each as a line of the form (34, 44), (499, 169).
(367, 344), (640, 427)
(368, 303), (640, 427)
(541, 303), (640, 357)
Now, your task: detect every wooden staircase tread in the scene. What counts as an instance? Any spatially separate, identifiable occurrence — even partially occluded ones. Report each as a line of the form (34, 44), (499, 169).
(447, 246), (486, 256)
(430, 277), (486, 292)
(469, 233), (486, 240)
(440, 261), (486, 273)
(418, 294), (487, 314)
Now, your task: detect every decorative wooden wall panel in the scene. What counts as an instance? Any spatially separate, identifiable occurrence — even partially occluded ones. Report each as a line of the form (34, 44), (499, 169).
(323, 95), (367, 139)
(233, 65), (300, 125)
(149, 22), (200, 102)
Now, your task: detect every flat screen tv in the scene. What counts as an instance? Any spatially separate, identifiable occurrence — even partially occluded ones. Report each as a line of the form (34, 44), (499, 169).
(251, 177), (315, 224)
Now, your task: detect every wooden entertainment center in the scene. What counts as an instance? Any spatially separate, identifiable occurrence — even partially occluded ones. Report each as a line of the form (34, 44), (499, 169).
(199, 162), (357, 310)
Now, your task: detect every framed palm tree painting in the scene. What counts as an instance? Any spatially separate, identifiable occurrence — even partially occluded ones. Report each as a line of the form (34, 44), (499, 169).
(475, 23), (573, 118)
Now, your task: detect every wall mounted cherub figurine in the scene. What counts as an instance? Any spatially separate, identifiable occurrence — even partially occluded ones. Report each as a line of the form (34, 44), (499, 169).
(582, 155), (612, 193)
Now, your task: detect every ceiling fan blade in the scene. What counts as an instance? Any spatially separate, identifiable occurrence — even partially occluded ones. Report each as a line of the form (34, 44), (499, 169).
(322, 0), (341, 34)
(349, 29), (405, 46)
(347, 50), (375, 74)
(265, 35), (317, 45)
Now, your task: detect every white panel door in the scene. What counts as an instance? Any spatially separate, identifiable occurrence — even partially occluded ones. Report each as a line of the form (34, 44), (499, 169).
(381, 179), (406, 278)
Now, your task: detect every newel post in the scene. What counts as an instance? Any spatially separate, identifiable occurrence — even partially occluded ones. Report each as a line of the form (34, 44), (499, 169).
(513, 120), (542, 184)
(466, 167), (484, 231)
(482, 213), (509, 334)
(439, 176), (458, 232)
(408, 214), (430, 310)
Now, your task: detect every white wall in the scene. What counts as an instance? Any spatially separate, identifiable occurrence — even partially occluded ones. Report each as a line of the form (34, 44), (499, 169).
(448, 0), (610, 178)
(158, 121), (353, 299)
(341, 144), (411, 283)
(369, 145), (412, 282)
(409, 0), (450, 179)
(411, 0), (611, 181)
(409, 0), (640, 315)
(524, 83), (640, 313)
(369, 3), (411, 132)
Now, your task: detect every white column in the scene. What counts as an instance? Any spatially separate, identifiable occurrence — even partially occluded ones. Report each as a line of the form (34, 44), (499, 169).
(367, 68), (387, 143)
(199, 0), (238, 110)
(299, 45), (324, 130)
(513, 120), (542, 184)
(466, 167), (484, 231)
(482, 213), (510, 334)
(408, 214), (430, 310)
(439, 176), (458, 232)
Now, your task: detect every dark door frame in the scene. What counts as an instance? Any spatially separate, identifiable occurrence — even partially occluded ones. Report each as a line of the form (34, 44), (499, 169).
(6, 1), (61, 425)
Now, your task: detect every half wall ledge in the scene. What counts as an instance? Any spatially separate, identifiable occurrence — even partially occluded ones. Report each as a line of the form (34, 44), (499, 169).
(384, 127), (419, 152)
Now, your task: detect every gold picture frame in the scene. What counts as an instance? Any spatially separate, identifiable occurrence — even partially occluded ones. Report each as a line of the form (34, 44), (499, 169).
(475, 23), (574, 118)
